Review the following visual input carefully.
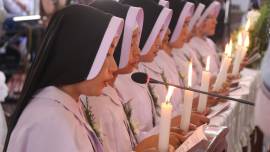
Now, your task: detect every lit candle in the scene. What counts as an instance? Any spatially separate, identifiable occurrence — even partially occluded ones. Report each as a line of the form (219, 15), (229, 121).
(197, 56), (211, 113)
(240, 20), (250, 61)
(240, 34), (250, 62)
(180, 62), (194, 132)
(158, 86), (174, 152)
(232, 33), (244, 75)
(213, 42), (232, 91)
(245, 19), (250, 32)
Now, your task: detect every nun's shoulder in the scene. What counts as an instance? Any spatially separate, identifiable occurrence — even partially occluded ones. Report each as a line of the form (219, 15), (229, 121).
(8, 98), (88, 152)
(16, 96), (76, 131)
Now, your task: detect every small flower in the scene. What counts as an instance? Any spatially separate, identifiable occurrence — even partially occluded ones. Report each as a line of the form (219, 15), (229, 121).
(80, 96), (102, 142)
(130, 119), (140, 135)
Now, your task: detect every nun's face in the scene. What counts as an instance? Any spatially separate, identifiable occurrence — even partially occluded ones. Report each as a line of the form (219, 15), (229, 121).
(116, 28), (141, 74)
(140, 34), (161, 62)
(82, 38), (118, 96)
(171, 17), (191, 48)
(202, 15), (217, 36)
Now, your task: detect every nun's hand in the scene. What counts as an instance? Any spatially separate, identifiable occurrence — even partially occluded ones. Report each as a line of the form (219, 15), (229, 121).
(171, 116), (197, 131)
(191, 112), (209, 126)
(207, 97), (219, 107)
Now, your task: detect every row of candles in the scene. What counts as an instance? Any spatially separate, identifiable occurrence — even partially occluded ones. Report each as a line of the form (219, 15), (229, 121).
(157, 20), (251, 151)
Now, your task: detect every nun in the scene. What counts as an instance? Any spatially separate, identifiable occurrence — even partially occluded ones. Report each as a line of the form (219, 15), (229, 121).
(4, 5), (124, 152)
(82, 1), (143, 152)
(171, 1), (205, 90)
(116, 0), (171, 141)
(153, 0), (194, 116)
(188, 0), (221, 75)
(156, 0), (209, 126)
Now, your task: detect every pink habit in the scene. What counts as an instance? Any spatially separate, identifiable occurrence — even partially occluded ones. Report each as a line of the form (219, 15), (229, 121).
(7, 86), (103, 152)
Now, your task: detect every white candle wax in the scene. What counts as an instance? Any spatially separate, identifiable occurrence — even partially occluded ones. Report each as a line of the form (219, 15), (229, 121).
(180, 90), (194, 132)
(240, 32), (249, 64)
(232, 47), (242, 75)
(197, 70), (211, 112)
(222, 57), (232, 83)
(213, 55), (226, 91)
(198, 56), (211, 113)
(240, 48), (247, 62)
(158, 102), (172, 152)
(180, 62), (193, 132)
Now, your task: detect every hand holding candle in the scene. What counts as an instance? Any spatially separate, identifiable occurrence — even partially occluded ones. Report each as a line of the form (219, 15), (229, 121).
(197, 56), (211, 113)
(180, 62), (194, 132)
(158, 86), (175, 152)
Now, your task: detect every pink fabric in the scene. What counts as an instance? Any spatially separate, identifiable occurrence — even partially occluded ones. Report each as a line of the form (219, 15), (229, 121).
(7, 86), (98, 152)
(189, 37), (220, 75)
(119, 7), (144, 68)
(171, 47), (201, 90)
(154, 51), (184, 115)
(115, 71), (158, 141)
(138, 62), (167, 108)
(170, 2), (195, 43)
(141, 8), (172, 55)
(85, 86), (135, 152)
(87, 16), (124, 79)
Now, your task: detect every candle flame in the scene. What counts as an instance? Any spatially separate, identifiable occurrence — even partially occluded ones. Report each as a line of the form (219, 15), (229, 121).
(237, 32), (243, 46)
(165, 86), (175, 102)
(225, 41), (232, 57)
(245, 20), (250, 31)
(188, 62), (192, 87)
(206, 56), (210, 71)
(244, 34), (250, 48)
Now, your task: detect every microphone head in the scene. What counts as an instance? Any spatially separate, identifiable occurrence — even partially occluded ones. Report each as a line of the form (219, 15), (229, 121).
(131, 72), (149, 84)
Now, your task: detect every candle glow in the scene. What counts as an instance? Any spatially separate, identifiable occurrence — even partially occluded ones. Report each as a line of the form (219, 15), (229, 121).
(245, 20), (250, 31)
(225, 41), (232, 57)
(237, 32), (243, 46)
(165, 86), (175, 102)
(244, 34), (250, 48)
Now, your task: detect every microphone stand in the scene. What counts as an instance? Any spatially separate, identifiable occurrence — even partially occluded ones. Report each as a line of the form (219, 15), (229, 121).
(149, 79), (255, 106)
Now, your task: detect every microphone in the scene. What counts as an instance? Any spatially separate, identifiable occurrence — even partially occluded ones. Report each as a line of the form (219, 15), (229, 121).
(131, 72), (255, 106)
